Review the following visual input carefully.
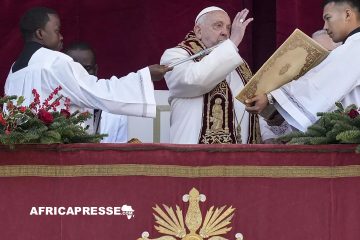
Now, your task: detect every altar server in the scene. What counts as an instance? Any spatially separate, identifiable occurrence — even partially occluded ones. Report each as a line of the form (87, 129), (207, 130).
(246, 0), (360, 132)
(5, 7), (171, 119)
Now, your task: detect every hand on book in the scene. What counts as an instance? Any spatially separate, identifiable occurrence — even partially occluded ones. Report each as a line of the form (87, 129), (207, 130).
(230, 9), (254, 47)
(245, 94), (268, 114)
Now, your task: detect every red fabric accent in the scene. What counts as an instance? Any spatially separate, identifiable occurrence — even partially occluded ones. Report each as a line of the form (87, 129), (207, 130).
(0, 1), (252, 95)
(0, 143), (359, 166)
(0, 1), (325, 96)
(276, 0), (324, 46)
(0, 144), (359, 240)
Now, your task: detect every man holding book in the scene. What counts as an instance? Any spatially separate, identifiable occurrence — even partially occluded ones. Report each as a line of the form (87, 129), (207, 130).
(245, 0), (360, 132)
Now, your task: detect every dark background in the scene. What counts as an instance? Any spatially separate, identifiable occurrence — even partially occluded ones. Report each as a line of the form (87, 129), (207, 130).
(0, 0), (323, 95)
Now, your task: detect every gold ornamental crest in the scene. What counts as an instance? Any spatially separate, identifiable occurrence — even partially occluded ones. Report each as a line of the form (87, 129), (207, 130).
(137, 188), (244, 240)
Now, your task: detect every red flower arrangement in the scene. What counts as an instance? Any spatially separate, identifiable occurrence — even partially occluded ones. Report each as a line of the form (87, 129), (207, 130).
(60, 109), (71, 119)
(38, 109), (54, 125)
(0, 86), (105, 145)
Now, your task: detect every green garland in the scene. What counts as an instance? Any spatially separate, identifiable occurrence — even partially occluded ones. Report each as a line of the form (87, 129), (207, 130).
(278, 102), (360, 152)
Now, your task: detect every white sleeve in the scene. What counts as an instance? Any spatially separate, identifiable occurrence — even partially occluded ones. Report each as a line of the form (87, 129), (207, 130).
(271, 40), (360, 131)
(160, 39), (243, 98)
(43, 59), (156, 118)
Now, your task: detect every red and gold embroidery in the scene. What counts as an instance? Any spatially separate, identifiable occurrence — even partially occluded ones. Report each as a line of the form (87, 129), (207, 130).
(177, 31), (261, 144)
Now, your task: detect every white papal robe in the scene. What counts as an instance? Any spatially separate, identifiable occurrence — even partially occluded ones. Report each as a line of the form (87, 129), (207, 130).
(161, 39), (277, 144)
(271, 32), (360, 132)
(5, 47), (156, 121)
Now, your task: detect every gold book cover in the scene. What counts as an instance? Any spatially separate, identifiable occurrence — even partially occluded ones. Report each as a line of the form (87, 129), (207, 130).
(236, 29), (329, 104)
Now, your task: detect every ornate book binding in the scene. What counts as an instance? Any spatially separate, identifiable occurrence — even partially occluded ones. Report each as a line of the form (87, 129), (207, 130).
(236, 28), (329, 104)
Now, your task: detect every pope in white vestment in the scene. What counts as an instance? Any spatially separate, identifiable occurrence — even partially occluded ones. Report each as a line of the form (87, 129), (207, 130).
(161, 38), (287, 144)
(162, 39), (251, 143)
(161, 7), (283, 144)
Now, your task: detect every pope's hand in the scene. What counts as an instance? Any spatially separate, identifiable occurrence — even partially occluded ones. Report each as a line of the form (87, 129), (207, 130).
(148, 64), (173, 82)
(245, 94), (269, 114)
(230, 9), (254, 47)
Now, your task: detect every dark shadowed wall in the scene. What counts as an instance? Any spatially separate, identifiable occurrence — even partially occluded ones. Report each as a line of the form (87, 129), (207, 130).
(0, 0), (324, 95)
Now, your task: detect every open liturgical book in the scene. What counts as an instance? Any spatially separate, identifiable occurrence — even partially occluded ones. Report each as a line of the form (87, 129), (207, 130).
(236, 29), (329, 106)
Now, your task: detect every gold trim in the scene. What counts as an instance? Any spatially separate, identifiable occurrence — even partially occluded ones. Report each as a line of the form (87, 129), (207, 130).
(1, 164), (360, 178)
(0, 144), (356, 153)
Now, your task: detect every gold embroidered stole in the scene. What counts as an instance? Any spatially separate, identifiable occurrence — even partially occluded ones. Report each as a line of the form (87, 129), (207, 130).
(177, 31), (237, 144)
(235, 63), (262, 144)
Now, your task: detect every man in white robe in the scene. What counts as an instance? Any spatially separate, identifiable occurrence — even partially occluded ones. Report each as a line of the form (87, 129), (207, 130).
(245, 0), (360, 132)
(161, 7), (282, 144)
(65, 42), (128, 142)
(5, 7), (171, 122)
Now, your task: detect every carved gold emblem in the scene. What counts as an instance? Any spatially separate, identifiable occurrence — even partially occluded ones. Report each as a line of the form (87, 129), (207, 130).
(210, 98), (224, 131)
(137, 188), (244, 240)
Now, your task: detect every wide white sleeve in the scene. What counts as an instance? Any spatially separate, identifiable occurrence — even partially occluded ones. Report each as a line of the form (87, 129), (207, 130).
(160, 39), (243, 98)
(43, 59), (156, 118)
(271, 41), (360, 131)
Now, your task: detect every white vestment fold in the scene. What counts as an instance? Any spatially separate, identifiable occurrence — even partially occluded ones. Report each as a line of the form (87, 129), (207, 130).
(5, 47), (156, 120)
(271, 32), (360, 132)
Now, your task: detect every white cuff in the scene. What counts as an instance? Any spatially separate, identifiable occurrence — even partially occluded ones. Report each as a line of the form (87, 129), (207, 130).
(139, 67), (156, 118)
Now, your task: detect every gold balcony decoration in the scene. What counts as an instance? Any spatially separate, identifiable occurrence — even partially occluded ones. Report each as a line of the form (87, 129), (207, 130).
(137, 188), (244, 240)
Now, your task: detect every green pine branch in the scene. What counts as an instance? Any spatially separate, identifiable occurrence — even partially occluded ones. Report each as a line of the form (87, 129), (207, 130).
(279, 103), (360, 152)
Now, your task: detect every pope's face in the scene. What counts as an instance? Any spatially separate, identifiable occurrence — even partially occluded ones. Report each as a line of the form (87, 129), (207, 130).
(40, 14), (63, 51)
(195, 11), (231, 48)
(323, 2), (349, 43)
